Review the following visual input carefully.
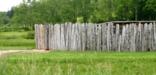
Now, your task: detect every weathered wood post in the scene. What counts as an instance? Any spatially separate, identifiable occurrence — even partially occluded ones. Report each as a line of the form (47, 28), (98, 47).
(35, 24), (48, 50)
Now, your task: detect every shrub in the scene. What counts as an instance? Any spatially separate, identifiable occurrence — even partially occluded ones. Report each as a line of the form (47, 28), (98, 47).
(25, 31), (34, 39)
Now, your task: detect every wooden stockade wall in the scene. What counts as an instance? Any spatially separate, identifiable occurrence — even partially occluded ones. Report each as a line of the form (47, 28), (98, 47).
(35, 21), (156, 51)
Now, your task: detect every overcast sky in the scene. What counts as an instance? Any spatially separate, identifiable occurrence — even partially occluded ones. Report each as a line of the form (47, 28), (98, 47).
(0, 0), (23, 12)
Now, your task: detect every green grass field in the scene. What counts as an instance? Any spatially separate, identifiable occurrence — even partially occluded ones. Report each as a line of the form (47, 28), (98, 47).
(0, 32), (35, 50)
(0, 32), (156, 75)
(0, 52), (156, 75)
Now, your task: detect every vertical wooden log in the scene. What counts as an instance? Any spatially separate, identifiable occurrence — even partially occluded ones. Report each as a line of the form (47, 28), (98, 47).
(60, 24), (65, 50)
(77, 23), (81, 50)
(81, 24), (86, 51)
(72, 24), (77, 50)
(129, 24), (134, 51)
(38, 25), (42, 49)
(142, 23), (145, 51)
(86, 23), (91, 50)
(45, 25), (49, 50)
(34, 24), (38, 49)
(48, 24), (53, 50)
(148, 23), (153, 51)
(101, 23), (106, 51)
(153, 22), (156, 50)
(121, 25), (126, 51)
(151, 23), (154, 51)
(137, 23), (142, 51)
(144, 23), (148, 51)
(67, 23), (72, 50)
(124, 24), (129, 51)
(96, 24), (102, 51)
(115, 24), (120, 51)
(107, 23), (110, 51)
(93, 24), (96, 50)
(64, 23), (68, 50)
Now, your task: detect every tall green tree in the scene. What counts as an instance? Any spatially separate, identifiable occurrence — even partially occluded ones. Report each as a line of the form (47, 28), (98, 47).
(0, 12), (10, 24)
(10, 0), (156, 25)
(144, 0), (156, 20)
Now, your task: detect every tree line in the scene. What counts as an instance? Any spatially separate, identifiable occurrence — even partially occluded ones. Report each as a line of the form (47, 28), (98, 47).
(0, 0), (156, 29)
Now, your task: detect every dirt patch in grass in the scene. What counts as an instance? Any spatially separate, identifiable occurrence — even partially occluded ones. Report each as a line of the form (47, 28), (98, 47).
(0, 50), (49, 57)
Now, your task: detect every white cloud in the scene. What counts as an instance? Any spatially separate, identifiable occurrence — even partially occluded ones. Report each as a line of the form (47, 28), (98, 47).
(0, 0), (23, 12)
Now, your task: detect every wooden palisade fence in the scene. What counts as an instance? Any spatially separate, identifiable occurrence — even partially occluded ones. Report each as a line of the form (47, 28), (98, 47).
(35, 21), (156, 51)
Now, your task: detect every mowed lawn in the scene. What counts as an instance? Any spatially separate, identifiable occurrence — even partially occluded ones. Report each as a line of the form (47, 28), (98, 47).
(0, 32), (35, 50)
(0, 52), (156, 75)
